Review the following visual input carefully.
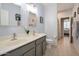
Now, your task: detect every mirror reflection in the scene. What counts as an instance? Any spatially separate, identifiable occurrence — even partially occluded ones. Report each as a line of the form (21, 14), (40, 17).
(0, 3), (21, 26)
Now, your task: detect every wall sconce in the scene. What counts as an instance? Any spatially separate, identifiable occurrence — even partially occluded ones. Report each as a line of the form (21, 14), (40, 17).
(15, 14), (21, 21)
(74, 12), (76, 18)
(40, 16), (44, 23)
(15, 14), (21, 26)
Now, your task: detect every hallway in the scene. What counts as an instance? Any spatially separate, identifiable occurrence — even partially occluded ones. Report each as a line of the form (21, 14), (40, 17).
(45, 36), (79, 56)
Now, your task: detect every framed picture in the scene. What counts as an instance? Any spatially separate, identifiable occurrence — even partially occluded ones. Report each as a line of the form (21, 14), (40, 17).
(77, 7), (79, 14)
(74, 12), (76, 17)
(40, 16), (43, 23)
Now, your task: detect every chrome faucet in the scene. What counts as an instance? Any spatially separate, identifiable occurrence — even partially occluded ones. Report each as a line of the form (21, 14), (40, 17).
(11, 33), (17, 41)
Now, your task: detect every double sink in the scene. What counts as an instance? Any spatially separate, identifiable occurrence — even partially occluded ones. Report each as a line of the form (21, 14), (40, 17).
(0, 33), (40, 55)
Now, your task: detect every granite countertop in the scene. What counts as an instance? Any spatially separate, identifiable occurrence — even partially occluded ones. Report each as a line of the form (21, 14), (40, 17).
(0, 33), (46, 55)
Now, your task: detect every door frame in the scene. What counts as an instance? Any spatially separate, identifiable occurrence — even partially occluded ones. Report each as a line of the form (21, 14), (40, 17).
(60, 17), (73, 43)
(60, 17), (69, 39)
(70, 17), (73, 43)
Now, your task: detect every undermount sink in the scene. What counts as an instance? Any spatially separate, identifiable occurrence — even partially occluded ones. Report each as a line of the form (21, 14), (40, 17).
(0, 37), (26, 48)
(0, 33), (40, 50)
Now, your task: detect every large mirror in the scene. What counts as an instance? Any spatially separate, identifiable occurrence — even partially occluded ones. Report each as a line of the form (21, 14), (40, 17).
(0, 3), (21, 26)
(28, 12), (37, 27)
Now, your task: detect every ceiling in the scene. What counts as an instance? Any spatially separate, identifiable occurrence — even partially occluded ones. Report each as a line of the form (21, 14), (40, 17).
(57, 3), (74, 12)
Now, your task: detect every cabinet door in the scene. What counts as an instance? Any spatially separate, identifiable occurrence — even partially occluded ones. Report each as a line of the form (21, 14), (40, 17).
(42, 36), (46, 55)
(23, 48), (35, 56)
(36, 44), (42, 56)
(43, 41), (46, 55)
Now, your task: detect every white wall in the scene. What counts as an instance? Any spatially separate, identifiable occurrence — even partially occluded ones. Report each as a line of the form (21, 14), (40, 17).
(35, 4), (45, 33)
(0, 3), (45, 37)
(0, 3), (57, 40)
(44, 3), (57, 39)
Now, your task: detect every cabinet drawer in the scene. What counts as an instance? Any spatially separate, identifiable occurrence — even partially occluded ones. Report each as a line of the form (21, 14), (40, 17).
(23, 48), (35, 56)
(5, 41), (35, 56)
(43, 41), (46, 55)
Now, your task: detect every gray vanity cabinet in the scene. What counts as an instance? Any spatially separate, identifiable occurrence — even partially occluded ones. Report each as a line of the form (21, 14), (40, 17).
(35, 36), (46, 56)
(36, 43), (42, 56)
(23, 48), (35, 56)
(42, 39), (46, 55)
(1, 36), (46, 56)
(4, 41), (35, 56)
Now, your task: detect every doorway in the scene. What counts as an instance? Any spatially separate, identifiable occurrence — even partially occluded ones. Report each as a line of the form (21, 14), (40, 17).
(60, 17), (71, 43)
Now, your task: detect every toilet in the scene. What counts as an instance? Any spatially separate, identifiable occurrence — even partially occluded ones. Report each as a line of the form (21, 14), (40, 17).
(46, 36), (57, 46)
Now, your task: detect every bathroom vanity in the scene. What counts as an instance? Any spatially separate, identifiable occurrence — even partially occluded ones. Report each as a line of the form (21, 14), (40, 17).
(0, 33), (46, 56)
